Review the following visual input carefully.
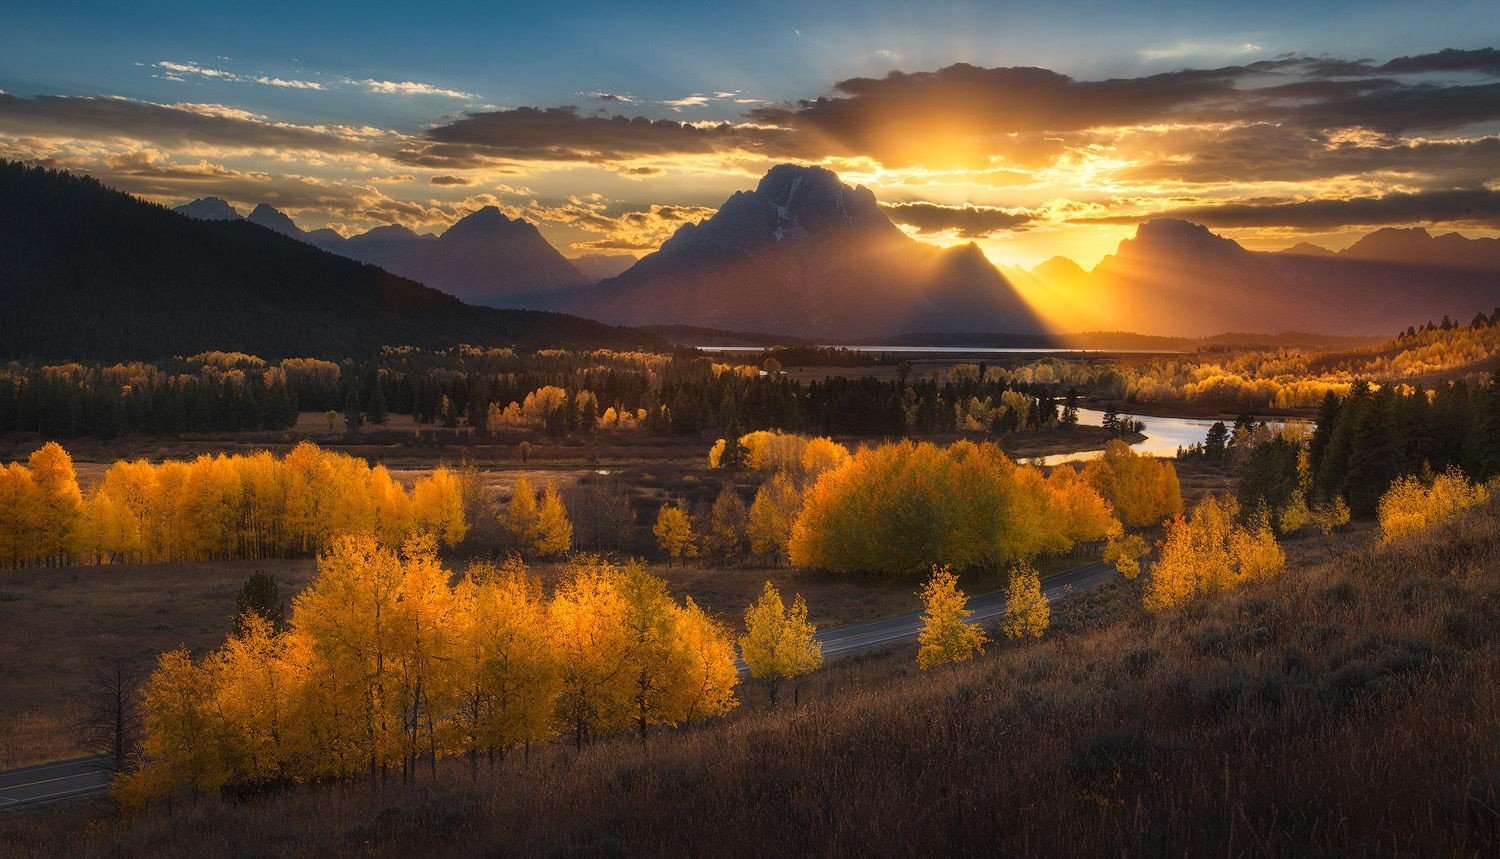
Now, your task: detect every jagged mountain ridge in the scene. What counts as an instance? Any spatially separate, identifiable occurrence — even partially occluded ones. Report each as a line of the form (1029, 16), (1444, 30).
(566, 164), (1045, 337)
(3, 161), (656, 360)
(1017, 220), (1500, 337)
(175, 199), (590, 309)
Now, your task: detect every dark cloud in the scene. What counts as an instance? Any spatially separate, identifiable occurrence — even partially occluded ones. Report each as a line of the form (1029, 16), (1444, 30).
(741, 55), (1500, 168)
(1119, 126), (1500, 186)
(0, 93), (376, 154)
(428, 174), (472, 185)
(1379, 47), (1500, 75)
(881, 202), (1033, 236)
(1074, 189), (1500, 229)
(396, 106), (796, 168)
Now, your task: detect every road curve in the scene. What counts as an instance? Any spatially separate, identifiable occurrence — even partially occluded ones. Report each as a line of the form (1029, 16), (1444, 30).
(738, 560), (1119, 672)
(0, 561), (1121, 810)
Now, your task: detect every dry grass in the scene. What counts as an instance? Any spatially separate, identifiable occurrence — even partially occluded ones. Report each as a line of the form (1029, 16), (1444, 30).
(0, 559), (316, 768)
(7, 501), (1494, 856)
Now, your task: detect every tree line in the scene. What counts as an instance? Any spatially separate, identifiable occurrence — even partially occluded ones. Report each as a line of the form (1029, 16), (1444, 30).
(118, 542), (829, 807)
(0, 442), (466, 567)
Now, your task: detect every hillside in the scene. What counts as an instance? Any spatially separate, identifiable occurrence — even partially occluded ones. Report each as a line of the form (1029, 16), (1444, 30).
(178, 198), (593, 309)
(566, 164), (1045, 338)
(13, 499), (1495, 855)
(1, 163), (655, 360)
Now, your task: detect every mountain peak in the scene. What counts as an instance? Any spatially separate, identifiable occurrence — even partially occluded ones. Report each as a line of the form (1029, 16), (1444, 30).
(247, 204), (304, 238)
(173, 196), (242, 221)
(444, 205), (519, 237)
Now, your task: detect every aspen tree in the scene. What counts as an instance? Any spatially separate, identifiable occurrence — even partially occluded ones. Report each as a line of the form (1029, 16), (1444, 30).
(653, 501), (696, 566)
(916, 565), (987, 668)
(1000, 563), (1050, 639)
(739, 582), (822, 707)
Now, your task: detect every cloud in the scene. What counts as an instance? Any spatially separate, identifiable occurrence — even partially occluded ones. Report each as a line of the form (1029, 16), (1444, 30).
(428, 174), (472, 185)
(153, 60), (325, 91)
(662, 94), (711, 110)
(1378, 47), (1500, 75)
(0, 93), (385, 155)
(363, 79), (478, 99)
(1073, 189), (1500, 229)
(881, 201), (1035, 236)
(396, 106), (794, 168)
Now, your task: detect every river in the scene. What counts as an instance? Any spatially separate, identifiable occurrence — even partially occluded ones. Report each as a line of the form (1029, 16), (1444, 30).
(1039, 408), (1234, 466)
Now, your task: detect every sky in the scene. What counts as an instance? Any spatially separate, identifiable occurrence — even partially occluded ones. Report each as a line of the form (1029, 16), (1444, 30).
(2, 1), (1498, 267)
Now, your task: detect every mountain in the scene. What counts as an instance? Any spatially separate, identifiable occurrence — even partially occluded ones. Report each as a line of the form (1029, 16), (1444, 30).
(1337, 227), (1500, 270)
(1027, 220), (1500, 337)
(193, 203), (591, 309)
(570, 253), (638, 283)
(0, 161), (657, 361)
(566, 164), (1044, 337)
(172, 196), (241, 221)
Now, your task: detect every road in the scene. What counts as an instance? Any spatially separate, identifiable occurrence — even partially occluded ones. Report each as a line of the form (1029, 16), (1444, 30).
(0, 561), (1120, 810)
(739, 559), (1119, 670)
(0, 757), (114, 811)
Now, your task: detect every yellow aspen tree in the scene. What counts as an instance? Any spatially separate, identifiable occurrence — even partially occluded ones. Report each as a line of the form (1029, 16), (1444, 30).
(391, 535), (455, 781)
(448, 559), (558, 768)
(748, 471), (800, 565)
(1310, 496), (1351, 536)
(127, 648), (231, 802)
(500, 475), (541, 556)
(1230, 508), (1286, 580)
(1000, 563), (1050, 639)
(739, 582), (823, 707)
(669, 597), (739, 726)
(208, 614), (298, 784)
(291, 534), (409, 782)
(619, 562), (686, 745)
(369, 465), (415, 547)
(653, 501), (696, 566)
(411, 465), (468, 548)
(1378, 468), (1490, 543)
(1082, 440), (1183, 528)
(0, 463), (39, 567)
(800, 437), (851, 478)
(27, 442), (85, 564)
(549, 556), (631, 748)
(82, 488), (139, 564)
(533, 483), (573, 558)
(1103, 532), (1148, 580)
(917, 565), (987, 668)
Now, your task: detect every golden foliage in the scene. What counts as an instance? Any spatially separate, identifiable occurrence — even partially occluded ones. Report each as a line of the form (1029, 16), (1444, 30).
(1378, 468), (1490, 543)
(653, 502), (697, 564)
(999, 563), (1050, 639)
(739, 582), (822, 700)
(1143, 497), (1285, 611)
(1080, 440), (1183, 529)
(916, 565), (987, 668)
(123, 547), (740, 804)
(789, 440), (1116, 575)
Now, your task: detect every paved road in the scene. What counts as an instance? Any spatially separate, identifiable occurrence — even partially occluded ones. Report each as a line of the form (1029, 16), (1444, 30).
(738, 559), (1119, 672)
(0, 561), (1120, 810)
(0, 757), (113, 811)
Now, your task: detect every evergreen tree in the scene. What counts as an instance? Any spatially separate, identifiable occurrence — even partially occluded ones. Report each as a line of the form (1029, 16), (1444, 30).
(343, 391), (364, 433)
(365, 384), (387, 425)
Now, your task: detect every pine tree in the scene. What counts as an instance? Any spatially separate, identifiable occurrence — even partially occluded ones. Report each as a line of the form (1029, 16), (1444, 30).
(343, 391), (364, 433)
(365, 384), (387, 425)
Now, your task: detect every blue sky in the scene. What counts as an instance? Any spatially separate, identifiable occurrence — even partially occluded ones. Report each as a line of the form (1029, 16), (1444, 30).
(2, 1), (1498, 265)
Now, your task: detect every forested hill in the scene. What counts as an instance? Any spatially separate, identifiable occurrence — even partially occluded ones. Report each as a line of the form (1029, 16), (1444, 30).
(0, 162), (658, 360)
